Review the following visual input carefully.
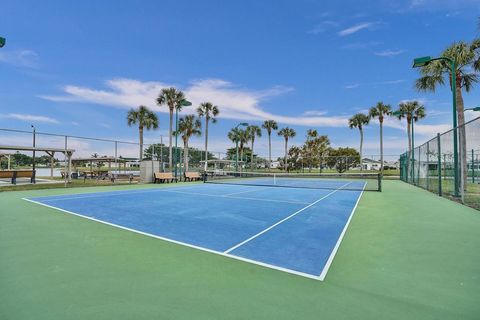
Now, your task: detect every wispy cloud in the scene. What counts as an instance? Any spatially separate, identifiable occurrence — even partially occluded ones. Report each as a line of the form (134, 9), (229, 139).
(0, 113), (58, 124)
(374, 49), (405, 57)
(308, 20), (340, 34)
(0, 50), (40, 68)
(41, 78), (349, 127)
(338, 22), (375, 36)
(345, 84), (360, 89)
(302, 110), (328, 116)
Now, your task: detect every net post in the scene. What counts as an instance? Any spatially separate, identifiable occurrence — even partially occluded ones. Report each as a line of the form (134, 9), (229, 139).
(437, 133), (442, 196)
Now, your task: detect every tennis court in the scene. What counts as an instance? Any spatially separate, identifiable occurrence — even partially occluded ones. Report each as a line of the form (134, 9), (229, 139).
(23, 174), (370, 280)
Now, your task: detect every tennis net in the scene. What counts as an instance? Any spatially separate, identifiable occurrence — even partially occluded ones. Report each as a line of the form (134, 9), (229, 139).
(203, 171), (381, 191)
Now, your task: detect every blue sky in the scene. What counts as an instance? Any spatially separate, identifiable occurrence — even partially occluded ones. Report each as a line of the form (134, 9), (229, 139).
(1, 0), (480, 159)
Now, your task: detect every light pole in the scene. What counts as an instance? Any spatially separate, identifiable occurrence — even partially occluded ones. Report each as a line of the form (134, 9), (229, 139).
(464, 107), (480, 112)
(413, 56), (459, 196)
(175, 99), (192, 179)
(234, 122), (248, 172)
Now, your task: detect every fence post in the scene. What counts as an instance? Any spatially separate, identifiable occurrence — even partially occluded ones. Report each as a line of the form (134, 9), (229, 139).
(426, 141), (430, 191)
(64, 136), (68, 188)
(472, 149), (475, 184)
(437, 133), (442, 196)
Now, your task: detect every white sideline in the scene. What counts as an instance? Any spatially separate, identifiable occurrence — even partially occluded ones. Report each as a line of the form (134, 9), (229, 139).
(223, 182), (352, 254)
(317, 182), (366, 280)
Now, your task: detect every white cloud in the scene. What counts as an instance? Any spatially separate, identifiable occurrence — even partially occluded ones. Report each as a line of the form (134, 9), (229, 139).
(374, 49), (405, 57)
(41, 78), (349, 127)
(0, 113), (58, 124)
(383, 117), (451, 136)
(338, 22), (375, 36)
(302, 110), (328, 116)
(345, 84), (360, 89)
(0, 50), (39, 68)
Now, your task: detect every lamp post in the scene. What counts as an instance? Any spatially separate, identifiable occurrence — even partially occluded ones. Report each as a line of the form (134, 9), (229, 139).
(464, 107), (480, 112)
(413, 56), (459, 196)
(175, 99), (192, 179)
(234, 122), (248, 172)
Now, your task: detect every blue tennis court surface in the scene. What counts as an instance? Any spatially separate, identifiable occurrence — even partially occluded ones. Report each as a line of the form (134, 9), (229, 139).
(25, 182), (364, 280)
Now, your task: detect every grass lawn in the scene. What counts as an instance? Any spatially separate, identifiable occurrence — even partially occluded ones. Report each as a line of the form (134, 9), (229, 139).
(1, 180), (479, 319)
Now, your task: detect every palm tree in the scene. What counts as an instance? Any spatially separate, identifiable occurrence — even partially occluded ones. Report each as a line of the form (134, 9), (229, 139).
(305, 129), (318, 172)
(369, 102), (392, 176)
(348, 113), (369, 170)
(262, 120), (278, 169)
(127, 105), (159, 161)
(395, 101), (426, 180)
(174, 115), (201, 173)
(197, 102), (219, 167)
(228, 128), (249, 165)
(156, 87), (187, 170)
(415, 40), (480, 190)
(246, 125), (262, 169)
(278, 127), (296, 171)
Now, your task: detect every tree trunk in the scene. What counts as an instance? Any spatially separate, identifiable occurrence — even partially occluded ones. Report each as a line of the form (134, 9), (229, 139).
(380, 119), (384, 176)
(251, 138), (254, 170)
(284, 138), (288, 171)
(268, 131), (272, 170)
(169, 109), (173, 170)
(184, 139), (189, 173)
(456, 83), (467, 192)
(139, 126), (144, 161)
(359, 128), (363, 171)
(407, 120), (412, 181)
(204, 118), (209, 169)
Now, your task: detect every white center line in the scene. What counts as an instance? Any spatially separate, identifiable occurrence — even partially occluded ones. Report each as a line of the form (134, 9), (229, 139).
(223, 182), (352, 254)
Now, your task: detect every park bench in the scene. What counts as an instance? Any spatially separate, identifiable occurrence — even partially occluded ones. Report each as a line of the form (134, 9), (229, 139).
(184, 171), (201, 182)
(154, 172), (177, 183)
(109, 173), (134, 184)
(0, 170), (35, 185)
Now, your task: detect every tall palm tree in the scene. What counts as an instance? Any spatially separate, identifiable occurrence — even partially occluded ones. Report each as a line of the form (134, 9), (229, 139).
(246, 125), (262, 169)
(348, 113), (369, 170)
(262, 120), (278, 169)
(174, 115), (201, 173)
(156, 87), (187, 170)
(127, 105), (159, 161)
(197, 102), (219, 167)
(395, 101), (426, 180)
(278, 127), (296, 171)
(369, 102), (392, 176)
(415, 40), (480, 190)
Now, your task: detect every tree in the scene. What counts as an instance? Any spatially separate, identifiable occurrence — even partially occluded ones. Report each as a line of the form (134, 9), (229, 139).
(415, 40), (480, 190)
(278, 127), (296, 171)
(326, 148), (360, 173)
(156, 87), (187, 170)
(369, 102), (392, 176)
(287, 146), (303, 171)
(197, 102), (219, 167)
(174, 115), (201, 172)
(127, 105), (159, 161)
(348, 113), (369, 170)
(228, 127), (250, 164)
(262, 120), (278, 169)
(395, 101), (426, 180)
(246, 125), (262, 169)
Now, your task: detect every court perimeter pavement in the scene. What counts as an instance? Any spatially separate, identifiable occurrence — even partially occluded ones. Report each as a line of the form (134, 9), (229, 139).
(1, 180), (479, 319)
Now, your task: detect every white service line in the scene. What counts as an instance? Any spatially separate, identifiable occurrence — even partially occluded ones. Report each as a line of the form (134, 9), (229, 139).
(159, 188), (310, 205)
(223, 181), (352, 254)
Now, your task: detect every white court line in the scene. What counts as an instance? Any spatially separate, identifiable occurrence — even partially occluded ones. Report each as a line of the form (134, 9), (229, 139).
(317, 182), (366, 280)
(223, 182), (352, 254)
(21, 197), (324, 281)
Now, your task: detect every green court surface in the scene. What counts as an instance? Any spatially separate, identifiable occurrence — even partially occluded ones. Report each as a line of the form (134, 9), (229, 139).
(1, 180), (479, 320)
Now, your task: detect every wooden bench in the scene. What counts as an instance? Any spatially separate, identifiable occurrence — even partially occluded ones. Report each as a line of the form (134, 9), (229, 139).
(154, 172), (177, 183)
(184, 171), (202, 182)
(109, 173), (134, 184)
(0, 170), (35, 184)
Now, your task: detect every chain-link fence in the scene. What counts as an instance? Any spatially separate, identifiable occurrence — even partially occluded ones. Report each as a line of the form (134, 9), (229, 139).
(400, 116), (479, 210)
